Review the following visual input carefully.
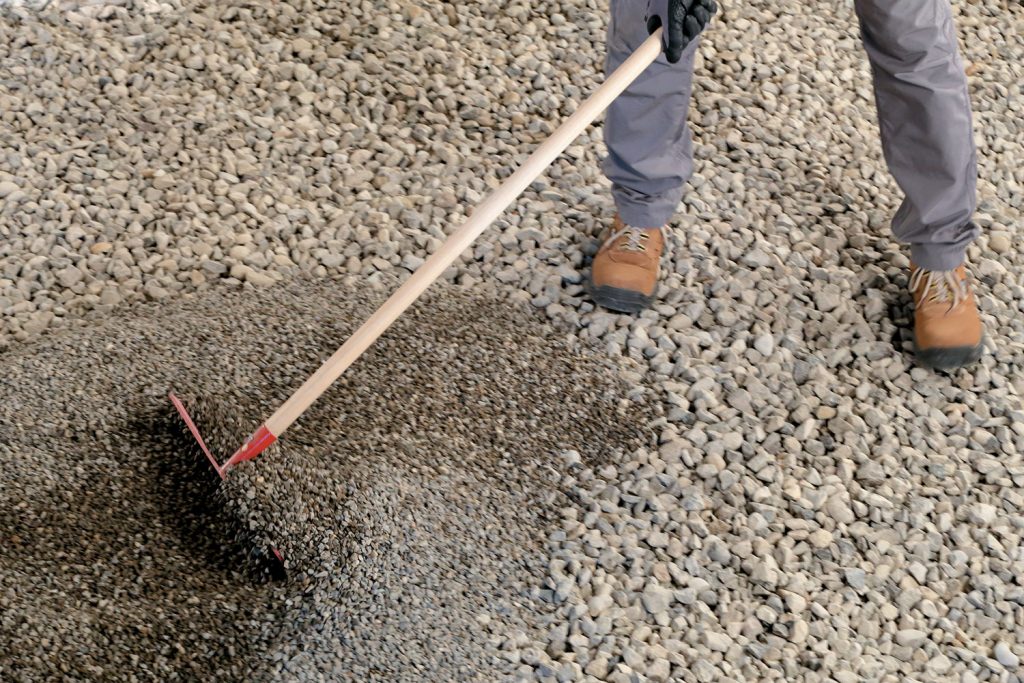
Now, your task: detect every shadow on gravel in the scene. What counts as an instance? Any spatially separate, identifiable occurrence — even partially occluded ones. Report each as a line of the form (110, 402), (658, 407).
(885, 283), (915, 352)
(0, 408), (295, 680)
(132, 404), (287, 583)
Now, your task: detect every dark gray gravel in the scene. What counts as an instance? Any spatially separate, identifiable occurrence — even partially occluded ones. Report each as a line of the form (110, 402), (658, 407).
(0, 278), (654, 681)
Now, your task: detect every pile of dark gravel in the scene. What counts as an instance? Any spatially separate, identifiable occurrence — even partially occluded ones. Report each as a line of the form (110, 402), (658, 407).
(0, 278), (654, 681)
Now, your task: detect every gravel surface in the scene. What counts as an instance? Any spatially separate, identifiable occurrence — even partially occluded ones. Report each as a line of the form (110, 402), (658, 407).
(0, 279), (653, 681)
(2, 0), (1023, 681)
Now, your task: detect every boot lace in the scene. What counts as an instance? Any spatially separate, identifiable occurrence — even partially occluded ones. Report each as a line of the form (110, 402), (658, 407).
(910, 267), (969, 312)
(603, 225), (666, 253)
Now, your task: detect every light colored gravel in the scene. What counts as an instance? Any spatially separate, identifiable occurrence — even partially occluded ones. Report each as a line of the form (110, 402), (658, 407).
(1, 0), (1022, 681)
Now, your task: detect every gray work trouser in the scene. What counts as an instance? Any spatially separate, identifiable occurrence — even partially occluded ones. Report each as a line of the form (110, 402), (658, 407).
(604, 0), (979, 270)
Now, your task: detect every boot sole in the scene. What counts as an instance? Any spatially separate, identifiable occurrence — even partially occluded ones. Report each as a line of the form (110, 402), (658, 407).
(914, 337), (984, 371)
(587, 282), (654, 313)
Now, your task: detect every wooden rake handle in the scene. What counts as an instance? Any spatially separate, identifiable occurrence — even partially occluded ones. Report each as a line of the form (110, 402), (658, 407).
(264, 31), (663, 438)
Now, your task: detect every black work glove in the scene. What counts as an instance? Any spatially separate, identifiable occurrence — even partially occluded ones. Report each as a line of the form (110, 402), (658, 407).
(645, 0), (718, 64)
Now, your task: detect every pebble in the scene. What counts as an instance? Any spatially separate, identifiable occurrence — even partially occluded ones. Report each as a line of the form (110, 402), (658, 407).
(705, 632), (732, 653)
(896, 629), (928, 647)
(808, 529), (833, 548)
(641, 584), (673, 615)
(989, 232), (1011, 254)
(968, 503), (998, 526)
(791, 618), (810, 643)
(844, 568), (866, 589)
(996, 643), (1020, 669)
(588, 593), (614, 617)
(754, 333), (774, 356)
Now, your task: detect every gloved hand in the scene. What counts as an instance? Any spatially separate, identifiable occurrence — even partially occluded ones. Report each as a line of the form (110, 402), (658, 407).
(646, 0), (718, 64)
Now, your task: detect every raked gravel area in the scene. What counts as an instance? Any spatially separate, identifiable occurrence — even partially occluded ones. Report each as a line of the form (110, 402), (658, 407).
(0, 280), (653, 681)
(2, 0), (1024, 681)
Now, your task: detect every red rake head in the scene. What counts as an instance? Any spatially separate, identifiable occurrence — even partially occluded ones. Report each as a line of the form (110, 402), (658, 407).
(168, 392), (286, 573)
(168, 392), (277, 479)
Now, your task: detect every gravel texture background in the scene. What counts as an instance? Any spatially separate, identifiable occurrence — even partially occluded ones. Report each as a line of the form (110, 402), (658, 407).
(1, 0), (1023, 681)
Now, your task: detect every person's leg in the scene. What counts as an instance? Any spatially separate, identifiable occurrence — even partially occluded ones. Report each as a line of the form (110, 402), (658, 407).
(856, 0), (983, 369)
(603, 0), (699, 228)
(854, 0), (979, 270)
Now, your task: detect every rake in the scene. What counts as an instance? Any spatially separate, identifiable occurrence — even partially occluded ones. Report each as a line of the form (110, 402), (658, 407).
(169, 31), (663, 479)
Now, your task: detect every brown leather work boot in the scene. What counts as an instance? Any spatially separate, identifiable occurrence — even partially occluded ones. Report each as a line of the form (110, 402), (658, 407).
(587, 215), (665, 313)
(909, 262), (984, 370)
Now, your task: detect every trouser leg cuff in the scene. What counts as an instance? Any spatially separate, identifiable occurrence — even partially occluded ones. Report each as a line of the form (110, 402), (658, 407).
(612, 186), (680, 228)
(909, 242), (968, 271)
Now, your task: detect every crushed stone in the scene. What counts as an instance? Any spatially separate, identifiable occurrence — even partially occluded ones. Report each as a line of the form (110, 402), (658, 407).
(0, 278), (654, 681)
